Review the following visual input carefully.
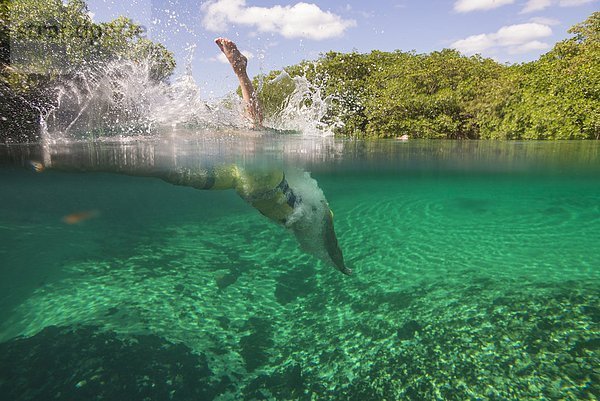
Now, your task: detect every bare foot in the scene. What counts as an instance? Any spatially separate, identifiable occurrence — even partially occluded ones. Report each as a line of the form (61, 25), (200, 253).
(215, 37), (247, 75)
(214, 37), (263, 128)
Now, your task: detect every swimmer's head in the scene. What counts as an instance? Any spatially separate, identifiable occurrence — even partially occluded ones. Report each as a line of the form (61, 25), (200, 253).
(283, 171), (351, 276)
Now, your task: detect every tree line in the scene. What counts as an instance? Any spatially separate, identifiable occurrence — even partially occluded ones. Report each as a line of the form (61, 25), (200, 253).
(1, 0), (598, 142)
(0, 0), (175, 142)
(257, 12), (599, 140)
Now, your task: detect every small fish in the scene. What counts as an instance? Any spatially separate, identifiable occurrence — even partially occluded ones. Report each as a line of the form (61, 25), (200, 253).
(27, 160), (45, 173)
(62, 210), (99, 225)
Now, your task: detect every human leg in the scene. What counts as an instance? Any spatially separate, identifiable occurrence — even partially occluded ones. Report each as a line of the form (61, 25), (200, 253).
(215, 38), (263, 128)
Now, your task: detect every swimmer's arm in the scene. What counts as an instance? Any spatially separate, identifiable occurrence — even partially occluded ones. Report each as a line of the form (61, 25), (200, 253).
(161, 165), (240, 190)
(28, 160), (241, 191)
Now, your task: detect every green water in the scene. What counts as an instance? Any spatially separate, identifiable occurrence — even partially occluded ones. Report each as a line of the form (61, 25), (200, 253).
(0, 138), (598, 400)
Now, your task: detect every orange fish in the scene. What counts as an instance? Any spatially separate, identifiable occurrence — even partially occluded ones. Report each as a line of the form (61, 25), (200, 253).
(62, 210), (99, 225)
(27, 160), (45, 173)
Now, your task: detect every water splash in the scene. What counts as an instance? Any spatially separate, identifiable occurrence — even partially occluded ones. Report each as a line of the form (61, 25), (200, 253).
(39, 112), (51, 167)
(45, 59), (241, 140)
(43, 54), (336, 140)
(265, 70), (341, 136)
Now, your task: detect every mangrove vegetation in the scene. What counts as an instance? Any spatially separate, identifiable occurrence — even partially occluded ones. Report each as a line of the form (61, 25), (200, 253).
(0, 0), (598, 142)
(257, 12), (599, 140)
(0, 0), (175, 142)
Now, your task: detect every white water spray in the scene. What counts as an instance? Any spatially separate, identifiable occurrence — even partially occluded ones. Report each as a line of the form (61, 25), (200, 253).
(265, 70), (341, 136)
(43, 53), (337, 140)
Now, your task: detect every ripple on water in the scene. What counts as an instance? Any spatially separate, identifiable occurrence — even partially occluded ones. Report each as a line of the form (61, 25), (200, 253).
(331, 175), (599, 284)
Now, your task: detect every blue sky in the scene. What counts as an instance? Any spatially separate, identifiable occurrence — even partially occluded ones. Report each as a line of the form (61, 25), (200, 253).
(85, 0), (598, 98)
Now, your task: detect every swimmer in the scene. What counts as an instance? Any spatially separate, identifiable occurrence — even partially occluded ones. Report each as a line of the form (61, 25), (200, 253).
(215, 37), (263, 128)
(210, 39), (351, 273)
(27, 39), (351, 275)
(164, 165), (352, 275)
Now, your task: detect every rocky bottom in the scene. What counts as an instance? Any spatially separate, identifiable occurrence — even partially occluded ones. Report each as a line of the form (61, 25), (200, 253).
(1, 279), (597, 401)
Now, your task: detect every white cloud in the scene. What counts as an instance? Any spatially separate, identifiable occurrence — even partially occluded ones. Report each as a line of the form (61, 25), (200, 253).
(451, 22), (552, 55)
(521, 0), (552, 13)
(507, 40), (550, 54)
(559, 0), (596, 6)
(454, 0), (515, 13)
(201, 0), (356, 40)
(522, 0), (596, 12)
(452, 34), (496, 53)
(529, 16), (560, 25)
(494, 23), (552, 45)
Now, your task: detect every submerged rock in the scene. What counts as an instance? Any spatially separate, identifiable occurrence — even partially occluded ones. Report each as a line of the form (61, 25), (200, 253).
(0, 325), (228, 401)
(397, 320), (422, 340)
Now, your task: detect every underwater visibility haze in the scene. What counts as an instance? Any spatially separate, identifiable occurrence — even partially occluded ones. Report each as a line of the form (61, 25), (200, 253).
(0, 135), (599, 400)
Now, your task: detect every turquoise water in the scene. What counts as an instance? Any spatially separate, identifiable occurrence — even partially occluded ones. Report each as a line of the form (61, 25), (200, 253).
(0, 137), (598, 400)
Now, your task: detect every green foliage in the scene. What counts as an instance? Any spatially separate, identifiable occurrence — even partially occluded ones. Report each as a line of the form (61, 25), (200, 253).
(3, 0), (175, 79)
(253, 69), (298, 121)
(504, 11), (599, 140)
(0, 0), (10, 65)
(258, 12), (599, 139)
(1, 0), (176, 142)
(312, 51), (374, 136)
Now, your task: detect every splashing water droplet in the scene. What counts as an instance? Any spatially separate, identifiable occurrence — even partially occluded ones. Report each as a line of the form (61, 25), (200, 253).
(43, 54), (336, 140)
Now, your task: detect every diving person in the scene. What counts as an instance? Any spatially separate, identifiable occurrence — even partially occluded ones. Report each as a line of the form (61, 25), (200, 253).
(163, 164), (352, 275)
(27, 38), (351, 275)
(212, 37), (350, 274)
(28, 154), (351, 275)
